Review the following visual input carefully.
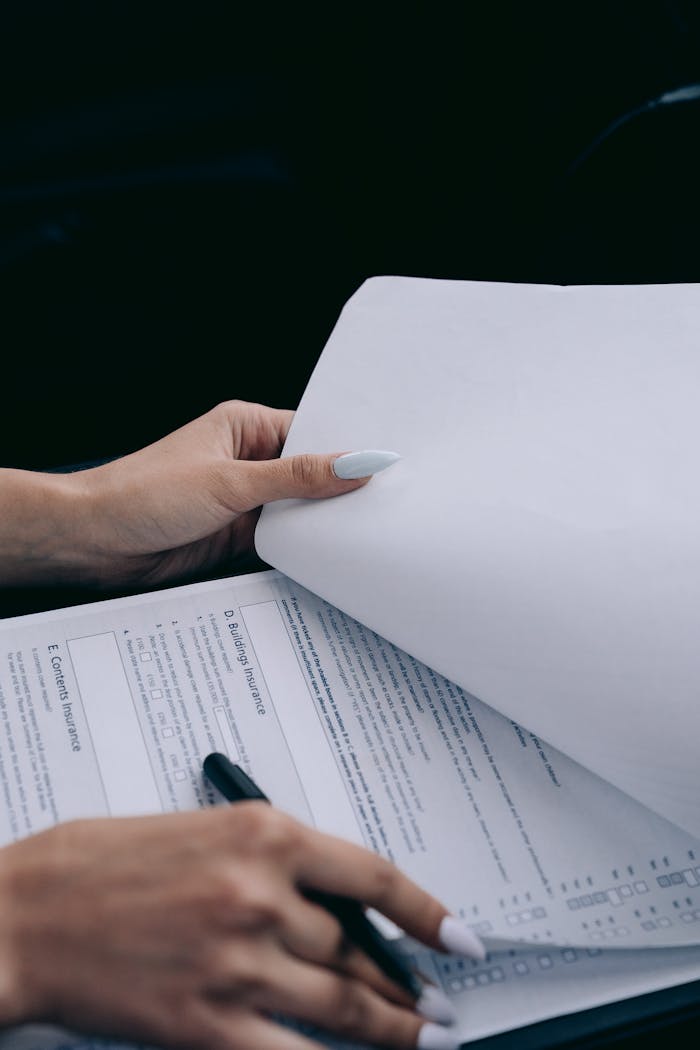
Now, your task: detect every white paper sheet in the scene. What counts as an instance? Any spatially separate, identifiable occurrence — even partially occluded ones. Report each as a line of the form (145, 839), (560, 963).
(256, 276), (700, 840)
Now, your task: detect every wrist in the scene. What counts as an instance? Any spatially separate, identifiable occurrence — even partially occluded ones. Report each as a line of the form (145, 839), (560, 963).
(0, 468), (98, 589)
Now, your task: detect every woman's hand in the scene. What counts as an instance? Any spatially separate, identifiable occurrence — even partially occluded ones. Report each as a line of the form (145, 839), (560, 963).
(79, 399), (379, 589)
(0, 806), (477, 1050)
(0, 401), (386, 592)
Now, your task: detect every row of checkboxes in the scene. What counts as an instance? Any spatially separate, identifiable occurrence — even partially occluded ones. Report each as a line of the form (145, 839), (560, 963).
(448, 946), (603, 991)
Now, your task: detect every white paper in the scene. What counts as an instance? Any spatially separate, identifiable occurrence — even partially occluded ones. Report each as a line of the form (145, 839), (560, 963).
(256, 276), (700, 840)
(3, 572), (700, 1044)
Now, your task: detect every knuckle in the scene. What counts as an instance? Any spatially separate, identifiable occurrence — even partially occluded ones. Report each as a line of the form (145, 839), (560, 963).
(370, 857), (400, 906)
(421, 898), (449, 943)
(195, 943), (230, 985)
(326, 917), (347, 960)
(239, 803), (302, 857)
(204, 869), (249, 914)
(201, 942), (265, 996)
(291, 453), (320, 488)
(306, 909), (347, 963)
(235, 887), (282, 931)
(203, 402), (228, 429)
(332, 984), (368, 1036)
(212, 398), (243, 419)
(39, 818), (92, 875)
(376, 1010), (421, 1050)
(53, 816), (90, 845)
(227, 952), (266, 997)
(226, 799), (271, 839)
(204, 461), (231, 500)
(206, 870), (280, 931)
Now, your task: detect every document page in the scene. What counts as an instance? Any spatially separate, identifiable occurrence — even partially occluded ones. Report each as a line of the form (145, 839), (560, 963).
(2, 572), (700, 1045)
(257, 276), (700, 840)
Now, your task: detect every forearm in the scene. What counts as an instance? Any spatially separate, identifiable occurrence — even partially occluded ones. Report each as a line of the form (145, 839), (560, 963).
(0, 468), (95, 588)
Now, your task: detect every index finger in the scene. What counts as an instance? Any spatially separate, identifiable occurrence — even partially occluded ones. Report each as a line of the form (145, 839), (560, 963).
(294, 826), (485, 960)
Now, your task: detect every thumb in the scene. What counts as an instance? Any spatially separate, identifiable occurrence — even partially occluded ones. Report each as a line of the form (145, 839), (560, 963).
(231, 450), (400, 510)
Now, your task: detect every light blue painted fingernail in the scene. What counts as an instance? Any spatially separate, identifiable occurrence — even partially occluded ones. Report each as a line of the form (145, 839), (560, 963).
(417, 1022), (461, 1050)
(416, 986), (458, 1025)
(332, 450), (401, 480)
(439, 917), (486, 961)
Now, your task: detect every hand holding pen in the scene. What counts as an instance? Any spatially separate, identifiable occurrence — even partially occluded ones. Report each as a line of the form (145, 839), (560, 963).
(204, 752), (485, 1050)
(0, 756), (484, 1050)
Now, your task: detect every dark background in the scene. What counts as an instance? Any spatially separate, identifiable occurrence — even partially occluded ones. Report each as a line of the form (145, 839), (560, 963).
(2, 0), (700, 471)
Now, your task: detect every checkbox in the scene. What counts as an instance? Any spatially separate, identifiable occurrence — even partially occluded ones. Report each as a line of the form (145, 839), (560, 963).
(174, 769), (187, 782)
(150, 689), (163, 700)
(161, 726), (174, 739)
(140, 652), (152, 662)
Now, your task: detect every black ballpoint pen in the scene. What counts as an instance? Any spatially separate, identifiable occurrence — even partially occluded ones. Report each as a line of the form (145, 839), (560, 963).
(203, 751), (423, 999)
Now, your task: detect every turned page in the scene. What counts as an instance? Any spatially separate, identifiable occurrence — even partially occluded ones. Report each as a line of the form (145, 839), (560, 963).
(256, 276), (700, 840)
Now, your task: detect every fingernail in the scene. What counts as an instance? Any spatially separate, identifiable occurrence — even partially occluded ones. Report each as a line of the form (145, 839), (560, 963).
(439, 917), (486, 961)
(332, 449), (401, 480)
(417, 1022), (461, 1050)
(416, 985), (457, 1025)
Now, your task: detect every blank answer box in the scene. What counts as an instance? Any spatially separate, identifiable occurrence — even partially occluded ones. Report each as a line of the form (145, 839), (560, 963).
(174, 769), (187, 782)
(66, 632), (161, 816)
(151, 688), (163, 700)
(161, 726), (174, 739)
(213, 706), (240, 765)
(239, 600), (361, 844)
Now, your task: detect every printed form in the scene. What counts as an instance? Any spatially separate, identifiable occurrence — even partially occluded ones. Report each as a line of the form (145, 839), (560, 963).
(2, 570), (700, 1047)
